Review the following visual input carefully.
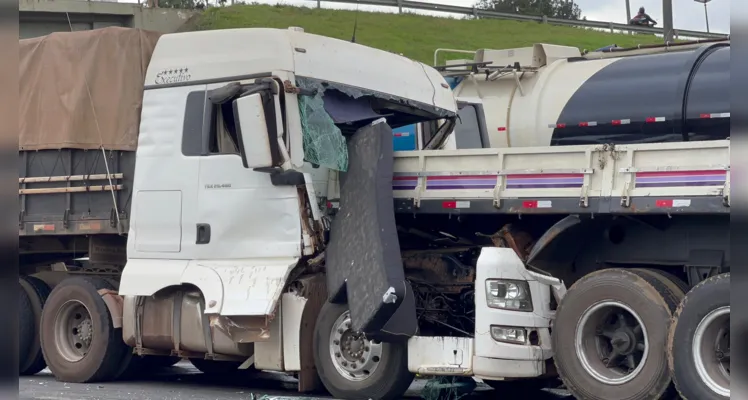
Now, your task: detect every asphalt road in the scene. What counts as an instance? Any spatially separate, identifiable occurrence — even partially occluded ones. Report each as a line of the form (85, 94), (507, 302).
(20, 361), (570, 400)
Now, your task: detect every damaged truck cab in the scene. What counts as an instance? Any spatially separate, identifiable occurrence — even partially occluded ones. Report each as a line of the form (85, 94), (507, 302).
(113, 26), (489, 397)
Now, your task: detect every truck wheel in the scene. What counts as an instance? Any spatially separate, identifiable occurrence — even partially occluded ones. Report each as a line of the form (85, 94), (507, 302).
(19, 276), (52, 375)
(40, 277), (128, 383)
(668, 273), (730, 400)
(552, 268), (675, 400)
(19, 282), (34, 372)
(313, 301), (414, 400)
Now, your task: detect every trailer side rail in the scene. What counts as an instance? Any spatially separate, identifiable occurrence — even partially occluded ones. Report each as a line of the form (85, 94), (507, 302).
(392, 140), (729, 215)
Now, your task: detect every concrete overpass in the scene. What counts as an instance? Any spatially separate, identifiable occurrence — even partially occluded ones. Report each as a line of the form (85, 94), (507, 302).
(20, 0), (196, 39)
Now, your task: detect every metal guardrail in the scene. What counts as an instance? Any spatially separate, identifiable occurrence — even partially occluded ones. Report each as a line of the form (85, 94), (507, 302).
(306, 0), (729, 40)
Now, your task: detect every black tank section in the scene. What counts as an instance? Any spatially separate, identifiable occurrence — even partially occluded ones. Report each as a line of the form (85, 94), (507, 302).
(550, 42), (730, 146)
(683, 46), (730, 141)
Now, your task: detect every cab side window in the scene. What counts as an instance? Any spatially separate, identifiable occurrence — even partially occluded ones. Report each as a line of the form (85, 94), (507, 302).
(420, 120), (440, 149)
(181, 90), (240, 157)
(208, 101), (239, 155)
(453, 104), (484, 149)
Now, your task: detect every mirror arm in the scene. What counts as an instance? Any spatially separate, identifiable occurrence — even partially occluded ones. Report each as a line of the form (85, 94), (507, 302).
(276, 136), (293, 168)
(282, 80), (317, 97)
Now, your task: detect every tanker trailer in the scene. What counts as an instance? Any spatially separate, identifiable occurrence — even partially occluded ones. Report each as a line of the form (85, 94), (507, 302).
(437, 40), (729, 149)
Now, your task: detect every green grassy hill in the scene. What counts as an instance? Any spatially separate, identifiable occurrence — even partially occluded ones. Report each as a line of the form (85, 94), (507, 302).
(188, 4), (667, 65)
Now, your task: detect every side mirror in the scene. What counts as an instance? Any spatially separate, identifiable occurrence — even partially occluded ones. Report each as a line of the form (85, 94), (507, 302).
(233, 93), (276, 169)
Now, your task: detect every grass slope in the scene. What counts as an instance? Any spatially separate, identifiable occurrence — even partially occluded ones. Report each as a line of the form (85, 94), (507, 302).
(190, 4), (667, 64)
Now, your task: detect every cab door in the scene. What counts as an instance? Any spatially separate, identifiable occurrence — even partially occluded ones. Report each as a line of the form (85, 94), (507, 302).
(192, 80), (302, 261)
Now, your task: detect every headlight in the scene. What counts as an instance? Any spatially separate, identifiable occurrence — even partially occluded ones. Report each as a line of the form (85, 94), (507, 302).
(485, 279), (533, 312)
(490, 325), (528, 345)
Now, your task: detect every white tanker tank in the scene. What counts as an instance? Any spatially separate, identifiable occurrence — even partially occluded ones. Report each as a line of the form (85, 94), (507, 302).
(437, 40), (730, 149)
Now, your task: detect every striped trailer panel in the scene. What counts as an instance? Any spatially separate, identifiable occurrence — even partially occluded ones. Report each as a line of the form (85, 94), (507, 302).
(393, 176), (418, 191)
(390, 168), (727, 216)
(393, 175), (498, 191)
(392, 173), (586, 191)
(426, 175), (497, 190)
(390, 140), (729, 216)
(634, 170), (727, 188)
(505, 173), (584, 189)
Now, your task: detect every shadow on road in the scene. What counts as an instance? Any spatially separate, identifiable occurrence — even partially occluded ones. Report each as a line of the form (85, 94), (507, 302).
(21, 362), (570, 400)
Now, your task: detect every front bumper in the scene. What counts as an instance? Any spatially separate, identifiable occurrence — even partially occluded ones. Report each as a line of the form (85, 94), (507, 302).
(473, 247), (565, 379)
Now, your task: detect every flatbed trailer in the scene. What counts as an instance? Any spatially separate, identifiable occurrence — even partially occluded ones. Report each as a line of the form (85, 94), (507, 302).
(389, 139), (729, 215)
(371, 40), (731, 400)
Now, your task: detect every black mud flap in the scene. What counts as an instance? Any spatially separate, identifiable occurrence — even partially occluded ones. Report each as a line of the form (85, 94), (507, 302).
(325, 120), (417, 338)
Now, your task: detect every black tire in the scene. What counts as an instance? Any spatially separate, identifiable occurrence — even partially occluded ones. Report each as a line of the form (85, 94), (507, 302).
(19, 282), (34, 372)
(313, 301), (413, 400)
(552, 268), (676, 400)
(19, 276), (51, 376)
(633, 268), (689, 296)
(190, 358), (243, 375)
(40, 276), (128, 383)
(668, 273), (730, 400)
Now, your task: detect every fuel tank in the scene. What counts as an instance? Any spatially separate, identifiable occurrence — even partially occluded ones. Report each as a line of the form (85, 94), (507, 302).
(122, 289), (256, 358)
(453, 42), (730, 148)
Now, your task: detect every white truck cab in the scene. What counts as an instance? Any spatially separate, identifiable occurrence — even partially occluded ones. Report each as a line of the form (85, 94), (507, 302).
(111, 27), (561, 398)
(119, 26), (455, 306)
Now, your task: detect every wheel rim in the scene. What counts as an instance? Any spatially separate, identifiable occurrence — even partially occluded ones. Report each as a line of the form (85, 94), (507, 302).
(693, 306), (730, 397)
(575, 301), (649, 385)
(54, 300), (94, 362)
(328, 310), (383, 382)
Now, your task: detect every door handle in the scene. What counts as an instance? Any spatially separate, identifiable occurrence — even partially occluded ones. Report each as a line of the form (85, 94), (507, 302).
(196, 223), (211, 244)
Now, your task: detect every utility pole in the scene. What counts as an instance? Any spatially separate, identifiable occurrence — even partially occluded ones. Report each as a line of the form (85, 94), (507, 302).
(625, 0), (631, 22)
(662, 0), (674, 42)
(694, 0), (711, 33)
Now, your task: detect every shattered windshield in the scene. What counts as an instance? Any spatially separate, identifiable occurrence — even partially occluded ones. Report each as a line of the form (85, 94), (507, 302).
(295, 76), (455, 171)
